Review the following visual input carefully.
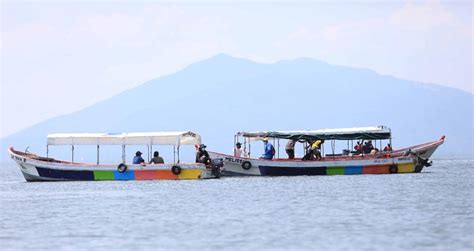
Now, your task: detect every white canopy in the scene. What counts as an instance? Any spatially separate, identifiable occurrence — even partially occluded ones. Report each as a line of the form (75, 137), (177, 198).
(47, 131), (202, 146)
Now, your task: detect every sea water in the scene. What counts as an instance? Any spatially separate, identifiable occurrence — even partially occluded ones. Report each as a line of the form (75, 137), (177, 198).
(0, 160), (472, 250)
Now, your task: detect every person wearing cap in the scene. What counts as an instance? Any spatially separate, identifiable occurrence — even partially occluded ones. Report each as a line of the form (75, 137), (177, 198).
(149, 151), (164, 164)
(133, 151), (145, 164)
(234, 142), (244, 158)
(260, 137), (274, 160)
(196, 144), (211, 164)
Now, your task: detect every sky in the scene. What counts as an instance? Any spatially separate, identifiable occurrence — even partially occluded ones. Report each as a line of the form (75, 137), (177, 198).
(1, 0), (472, 139)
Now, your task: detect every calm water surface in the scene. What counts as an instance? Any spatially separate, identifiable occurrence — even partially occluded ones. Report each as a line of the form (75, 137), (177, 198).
(0, 160), (473, 250)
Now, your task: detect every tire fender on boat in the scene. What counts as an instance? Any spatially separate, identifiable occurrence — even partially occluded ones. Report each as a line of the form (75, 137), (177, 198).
(389, 165), (398, 174)
(117, 163), (128, 173)
(171, 165), (182, 175)
(242, 161), (252, 170)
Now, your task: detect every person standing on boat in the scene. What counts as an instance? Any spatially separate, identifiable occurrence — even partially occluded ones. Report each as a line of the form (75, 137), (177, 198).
(133, 151), (145, 164)
(149, 151), (164, 164)
(234, 142), (245, 158)
(260, 138), (274, 160)
(285, 140), (296, 159)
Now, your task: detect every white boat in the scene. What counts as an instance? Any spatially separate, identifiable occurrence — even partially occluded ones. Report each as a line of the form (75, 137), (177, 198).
(209, 126), (445, 176)
(9, 131), (222, 181)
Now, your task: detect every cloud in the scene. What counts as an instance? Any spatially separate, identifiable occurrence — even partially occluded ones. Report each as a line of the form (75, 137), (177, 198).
(390, 0), (457, 31)
(278, 0), (472, 92)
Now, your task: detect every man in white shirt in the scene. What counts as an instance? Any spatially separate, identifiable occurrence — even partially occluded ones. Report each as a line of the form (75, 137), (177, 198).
(234, 142), (245, 158)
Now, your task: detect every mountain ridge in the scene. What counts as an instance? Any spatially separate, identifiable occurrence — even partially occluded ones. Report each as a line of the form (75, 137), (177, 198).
(2, 54), (473, 161)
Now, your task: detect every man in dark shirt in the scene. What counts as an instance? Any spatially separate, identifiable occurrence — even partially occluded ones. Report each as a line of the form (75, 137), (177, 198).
(149, 151), (164, 164)
(196, 144), (210, 165)
(133, 151), (145, 164)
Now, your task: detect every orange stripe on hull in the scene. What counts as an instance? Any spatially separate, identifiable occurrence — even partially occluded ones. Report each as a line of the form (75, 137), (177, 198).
(362, 165), (389, 174)
(134, 170), (178, 180)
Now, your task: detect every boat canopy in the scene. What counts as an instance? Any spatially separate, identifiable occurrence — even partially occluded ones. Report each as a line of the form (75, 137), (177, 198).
(47, 131), (201, 146)
(237, 126), (391, 141)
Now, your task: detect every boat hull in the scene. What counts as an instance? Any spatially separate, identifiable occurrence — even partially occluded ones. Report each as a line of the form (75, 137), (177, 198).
(209, 137), (444, 177)
(209, 152), (423, 176)
(9, 148), (213, 182)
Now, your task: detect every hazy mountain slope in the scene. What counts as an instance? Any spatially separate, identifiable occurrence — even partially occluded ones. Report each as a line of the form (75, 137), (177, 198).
(2, 54), (472, 162)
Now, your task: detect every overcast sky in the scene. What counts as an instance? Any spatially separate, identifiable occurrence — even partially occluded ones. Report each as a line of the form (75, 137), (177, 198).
(1, 0), (472, 138)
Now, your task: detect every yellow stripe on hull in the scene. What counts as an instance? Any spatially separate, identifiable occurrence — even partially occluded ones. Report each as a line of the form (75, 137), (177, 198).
(398, 163), (415, 173)
(178, 169), (203, 180)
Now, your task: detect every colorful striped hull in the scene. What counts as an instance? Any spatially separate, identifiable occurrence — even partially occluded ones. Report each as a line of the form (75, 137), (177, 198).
(209, 151), (426, 177)
(258, 163), (420, 176)
(30, 166), (204, 181)
(8, 146), (213, 182)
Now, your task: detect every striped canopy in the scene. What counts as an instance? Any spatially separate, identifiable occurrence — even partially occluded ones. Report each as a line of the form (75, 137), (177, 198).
(237, 126), (391, 141)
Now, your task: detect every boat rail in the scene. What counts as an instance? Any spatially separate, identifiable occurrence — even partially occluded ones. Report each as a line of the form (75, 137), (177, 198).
(9, 147), (68, 163)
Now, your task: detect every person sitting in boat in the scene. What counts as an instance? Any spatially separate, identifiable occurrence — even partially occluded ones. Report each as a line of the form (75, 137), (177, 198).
(260, 137), (274, 160)
(196, 144), (211, 165)
(149, 151), (164, 164)
(362, 140), (374, 154)
(383, 143), (392, 152)
(234, 142), (244, 158)
(354, 141), (362, 154)
(303, 140), (314, 160)
(133, 151), (145, 164)
(302, 140), (323, 160)
(285, 140), (296, 159)
(370, 148), (379, 154)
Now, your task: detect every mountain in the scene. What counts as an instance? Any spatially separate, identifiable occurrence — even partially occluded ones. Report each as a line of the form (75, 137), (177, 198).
(1, 54), (473, 162)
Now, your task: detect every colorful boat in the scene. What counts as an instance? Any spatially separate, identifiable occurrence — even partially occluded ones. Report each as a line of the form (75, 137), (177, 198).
(9, 131), (222, 182)
(209, 126), (445, 176)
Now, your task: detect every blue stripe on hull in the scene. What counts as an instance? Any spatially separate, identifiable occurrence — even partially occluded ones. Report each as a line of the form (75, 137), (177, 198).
(113, 171), (135, 180)
(258, 166), (327, 176)
(36, 166), (95, 181)
(344, 166), (363, 175)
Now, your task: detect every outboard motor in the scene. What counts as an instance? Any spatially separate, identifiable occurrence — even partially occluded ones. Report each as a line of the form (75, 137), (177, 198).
(405, 149), (432, 168)
(418, 157), (432, 167)
(210, 158), (224, 178)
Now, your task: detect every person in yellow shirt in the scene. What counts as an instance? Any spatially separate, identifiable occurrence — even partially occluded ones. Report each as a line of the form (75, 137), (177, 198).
(311, 139), (325, 160)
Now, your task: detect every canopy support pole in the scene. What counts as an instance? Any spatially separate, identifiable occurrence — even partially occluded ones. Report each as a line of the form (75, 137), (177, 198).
(71, 145), (74, 163)
(244, 137), (248, 158)
(122, 145), (126, 163)
(97, 145), (99, 165)
(332, 140), (335, 160)
(173, 145), (176, 163)
(322, 142), (324, 159)
(46, 145), (49, 158)
(389, 128), (392, 151)
(277, 139), (280, 159)
(233, 135), (236, 156)
(147, 145), (150, 162)
(248, 140), (251, 158)
(177, 145), (180, 163)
